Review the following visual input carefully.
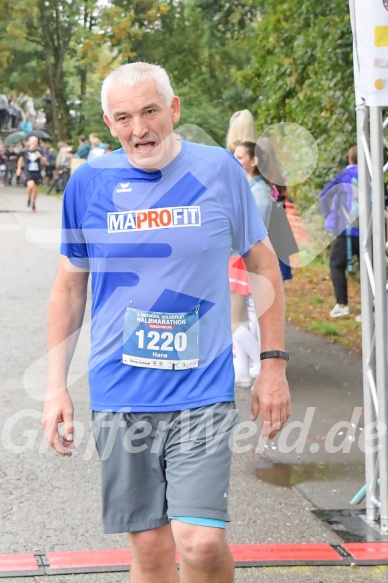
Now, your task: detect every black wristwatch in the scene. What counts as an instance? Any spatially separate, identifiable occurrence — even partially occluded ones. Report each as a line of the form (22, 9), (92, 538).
(260, 350), (289, 361)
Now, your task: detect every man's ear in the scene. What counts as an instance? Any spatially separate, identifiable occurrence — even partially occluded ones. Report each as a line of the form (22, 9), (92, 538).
(104, 114), (118, 138)
(171, 96), (181, 124)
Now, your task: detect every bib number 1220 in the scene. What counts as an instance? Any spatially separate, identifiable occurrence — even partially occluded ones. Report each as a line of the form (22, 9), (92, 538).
(135, 330), (188, 352)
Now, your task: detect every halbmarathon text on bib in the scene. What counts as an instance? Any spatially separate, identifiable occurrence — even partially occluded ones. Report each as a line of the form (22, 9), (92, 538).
(122, 307), (200, 370)
(108, 205), (201, 233)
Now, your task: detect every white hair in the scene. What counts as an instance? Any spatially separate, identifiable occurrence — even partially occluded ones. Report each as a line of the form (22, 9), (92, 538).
(101, 62), (174, 119)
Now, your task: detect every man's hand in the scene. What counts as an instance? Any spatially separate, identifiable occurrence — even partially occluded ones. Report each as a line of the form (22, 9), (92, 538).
(251, 360), (290, 439)
(41, 390), (75, 457)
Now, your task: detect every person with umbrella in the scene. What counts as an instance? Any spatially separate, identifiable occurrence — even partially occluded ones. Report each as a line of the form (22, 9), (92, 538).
(16, 136), (46, 211)
(3, 131), (27, 148)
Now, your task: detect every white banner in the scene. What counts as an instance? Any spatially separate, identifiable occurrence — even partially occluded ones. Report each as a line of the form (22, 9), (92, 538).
(351, 0), (388, 106)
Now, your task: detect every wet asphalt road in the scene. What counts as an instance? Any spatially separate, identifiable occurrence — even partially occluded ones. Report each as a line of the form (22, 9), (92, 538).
(0, 186), (386, 582)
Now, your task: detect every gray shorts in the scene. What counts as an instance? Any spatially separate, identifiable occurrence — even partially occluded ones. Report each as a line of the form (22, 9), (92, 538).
(92, 402), (238, 533)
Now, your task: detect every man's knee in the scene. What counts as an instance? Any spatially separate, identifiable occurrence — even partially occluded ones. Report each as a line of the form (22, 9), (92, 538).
(173, 523), (228, 572)
(129, 526), (175, 570)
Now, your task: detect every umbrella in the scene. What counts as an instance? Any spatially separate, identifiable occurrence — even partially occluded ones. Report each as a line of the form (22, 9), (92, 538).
(26, 129), (51, 140)
(3, 131), (27, 147)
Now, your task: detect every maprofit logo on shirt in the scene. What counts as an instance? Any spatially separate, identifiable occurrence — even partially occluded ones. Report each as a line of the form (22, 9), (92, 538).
(107, 206), (201, 233)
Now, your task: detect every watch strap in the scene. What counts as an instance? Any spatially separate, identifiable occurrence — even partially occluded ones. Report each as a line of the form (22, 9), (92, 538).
(260, 350), (289, 361)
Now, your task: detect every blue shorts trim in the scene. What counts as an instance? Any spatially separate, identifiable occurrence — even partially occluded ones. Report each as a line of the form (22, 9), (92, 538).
(169, 515), (226, 529)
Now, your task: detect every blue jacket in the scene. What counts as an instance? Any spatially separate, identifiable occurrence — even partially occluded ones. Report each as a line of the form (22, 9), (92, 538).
(249, 176), (272, 228)
(75, 142), (90, 160)
(319, 165), (359, 237)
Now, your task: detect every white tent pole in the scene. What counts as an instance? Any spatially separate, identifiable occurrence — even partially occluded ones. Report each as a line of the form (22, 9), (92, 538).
(356, 103), (379, 523)
(369, 107), (388, 533)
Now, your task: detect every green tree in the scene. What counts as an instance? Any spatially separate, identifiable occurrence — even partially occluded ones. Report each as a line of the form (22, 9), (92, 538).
(100, 0), (168, 61)
(0, 0), (105, 139)
(100, 0), (261, 143)
(0, 0), (47, 93)
(74, 0), (104, 129)
(37, 0), (81, 138)
(237, 0), (355, 201)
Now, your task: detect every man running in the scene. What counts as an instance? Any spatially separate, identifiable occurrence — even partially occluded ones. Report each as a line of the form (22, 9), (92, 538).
(42, 62), (291, 583)
(16, 136), (45, 211)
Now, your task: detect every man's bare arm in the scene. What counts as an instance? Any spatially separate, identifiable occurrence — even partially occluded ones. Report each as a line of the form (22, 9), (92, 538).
(243, 237), (291, 438)
(41, 255), (89, 456)
(16, 156), (23, 176)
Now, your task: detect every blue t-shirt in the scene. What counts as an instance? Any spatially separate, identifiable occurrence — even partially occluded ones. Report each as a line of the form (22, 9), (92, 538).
(61, 140), (267, 412)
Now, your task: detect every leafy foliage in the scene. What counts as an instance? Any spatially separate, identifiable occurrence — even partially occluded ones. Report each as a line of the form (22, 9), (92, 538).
(237, 0), (356, 202)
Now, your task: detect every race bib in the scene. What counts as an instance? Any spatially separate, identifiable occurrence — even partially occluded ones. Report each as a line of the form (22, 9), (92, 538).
(27, 154), (39, 172)
(122, 307), (199, 370)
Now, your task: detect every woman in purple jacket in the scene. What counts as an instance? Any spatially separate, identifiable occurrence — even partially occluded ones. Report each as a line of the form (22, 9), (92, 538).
(319, 146), (359, 318)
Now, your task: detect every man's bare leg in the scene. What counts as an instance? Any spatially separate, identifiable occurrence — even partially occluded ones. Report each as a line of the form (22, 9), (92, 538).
(129, 524), (179, 583)
(27, 180), (38, 210)
(171, 521), (234, 583)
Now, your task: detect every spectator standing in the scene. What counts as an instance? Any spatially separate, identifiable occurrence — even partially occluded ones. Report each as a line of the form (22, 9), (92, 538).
(55, 141), (72, 168)
(231, 141), (273, 385)
(234, 142), (273, 227)
(87, 133), (106, 161)
(23, 94), (36, 128)
(0, 93), (9, 129)
(35, 109), (47, 129)
(43, 147), (55, 184)
(8, 93), (22, 129)
(4, 145), (18, 185)
(319, 146), (359, 318)
(54, 141), (73, 193)
(74, 135), (90, 159)
(226, 110), (260, 386)
(230, 140), (298, 384)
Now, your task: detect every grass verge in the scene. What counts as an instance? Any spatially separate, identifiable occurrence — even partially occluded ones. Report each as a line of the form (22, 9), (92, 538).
(285, 259), (362, 353)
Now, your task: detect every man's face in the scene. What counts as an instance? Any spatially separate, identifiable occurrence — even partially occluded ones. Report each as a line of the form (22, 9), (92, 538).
(89, 134), (99, 147)
(104, 78), (181, 171)
(28, 137), (39, 150)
